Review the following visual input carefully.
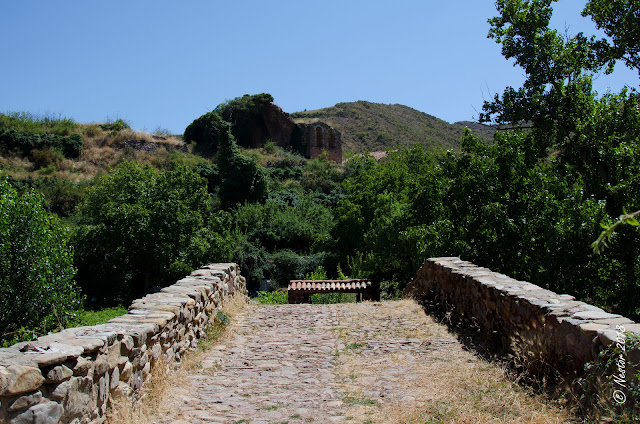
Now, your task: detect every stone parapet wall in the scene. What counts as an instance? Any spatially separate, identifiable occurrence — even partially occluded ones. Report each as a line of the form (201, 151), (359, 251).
(0, 263), (247, 424)
(404, 257), (640, 380)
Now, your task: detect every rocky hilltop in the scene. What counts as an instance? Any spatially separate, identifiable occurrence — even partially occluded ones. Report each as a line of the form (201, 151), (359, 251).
(292, 101), (494, 153)
(219, 95), (342, 162)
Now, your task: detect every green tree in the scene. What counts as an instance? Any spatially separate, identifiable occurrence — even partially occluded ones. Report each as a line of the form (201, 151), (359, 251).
(0, 177), (82, 343)
(335, 145), (437, 284)
(233, 188), (334, 290)
(74, 161), (232, 304)
(478, 0), (640, 317)
(583, 0), (640, 75)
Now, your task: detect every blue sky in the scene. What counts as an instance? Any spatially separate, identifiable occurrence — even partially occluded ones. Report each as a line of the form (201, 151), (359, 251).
(1, 1), (638, 134)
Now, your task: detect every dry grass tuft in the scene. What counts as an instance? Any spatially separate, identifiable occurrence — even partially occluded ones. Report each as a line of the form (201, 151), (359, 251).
(105, 294), (248, 424)
(1, 123), (189, 182)
(332, 300), (576, 424)
(107, 358), (172, 424)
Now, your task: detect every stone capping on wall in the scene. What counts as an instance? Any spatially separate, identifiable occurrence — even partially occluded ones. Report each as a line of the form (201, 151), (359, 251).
(0, 263), (248, 424)
(404, 257), (640, 380)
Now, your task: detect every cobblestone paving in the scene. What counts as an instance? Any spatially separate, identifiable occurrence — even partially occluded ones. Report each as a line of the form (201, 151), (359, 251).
(149, 301), (566, 424)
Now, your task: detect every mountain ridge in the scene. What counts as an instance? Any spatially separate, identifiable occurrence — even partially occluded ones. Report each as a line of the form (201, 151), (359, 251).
(290, 100), (493, 154)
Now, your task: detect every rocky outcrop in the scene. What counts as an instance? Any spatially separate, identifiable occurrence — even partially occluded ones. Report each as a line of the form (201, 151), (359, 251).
(0, 263), (247, 424)
(229, 102), (342, 162)
(123, 137), (187, 153)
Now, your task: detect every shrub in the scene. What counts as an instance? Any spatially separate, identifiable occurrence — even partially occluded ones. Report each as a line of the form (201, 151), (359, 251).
(0, 129), (82, 159)
(74, 161), (233, 304)
(31, 148), (64, 170)
(265, 249), (323, 288)
(35, 177), (88, 217)
(183, 111), (225, 155)
(263, 139), (277, 154)
(0, 177), (83, 345)
(100, 118), (130, 133)
(254, 291), (288, 304)
(82, 124), (103, 138)
(194, 162), (219, 194)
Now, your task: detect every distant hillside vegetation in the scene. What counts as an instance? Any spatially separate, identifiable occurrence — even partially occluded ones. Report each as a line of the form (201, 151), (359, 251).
(291, 101), (493, 153)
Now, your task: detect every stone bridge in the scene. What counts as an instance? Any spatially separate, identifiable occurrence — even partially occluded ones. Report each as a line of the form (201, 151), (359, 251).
(1, 259), (638, 423)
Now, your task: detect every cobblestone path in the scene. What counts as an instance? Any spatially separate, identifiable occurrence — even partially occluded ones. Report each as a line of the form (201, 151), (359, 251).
(148, 301), (571, 424)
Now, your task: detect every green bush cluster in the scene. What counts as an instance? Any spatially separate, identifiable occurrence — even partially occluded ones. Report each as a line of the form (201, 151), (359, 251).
(0, 129), (83, 158)
(5, 176), (88, 217)
(184, 111), (225, 155)
(184, 93), (274, 153)
(254, 291), (288, 304)
(99, 118), (130, 133)
(73, 161), (233, 303)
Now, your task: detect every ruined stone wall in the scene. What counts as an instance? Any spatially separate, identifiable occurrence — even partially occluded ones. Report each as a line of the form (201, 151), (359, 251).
(299, 122), (342, 163)
(404, 257), (640, 381)
(0, 263), (247, 424)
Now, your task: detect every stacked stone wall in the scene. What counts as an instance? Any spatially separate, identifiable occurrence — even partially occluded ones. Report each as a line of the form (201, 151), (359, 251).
(404, 257), (640, 382)
(0, 263), (247, 424)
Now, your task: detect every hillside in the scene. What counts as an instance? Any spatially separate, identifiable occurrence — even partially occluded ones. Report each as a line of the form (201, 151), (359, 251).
(291, 101), (493, 154)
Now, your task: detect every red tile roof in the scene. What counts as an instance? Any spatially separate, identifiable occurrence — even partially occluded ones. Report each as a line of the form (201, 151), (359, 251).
(288, 279), (372, 291)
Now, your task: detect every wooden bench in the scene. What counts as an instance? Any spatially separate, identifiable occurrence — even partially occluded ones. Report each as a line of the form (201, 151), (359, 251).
(287, 279), (379, 304)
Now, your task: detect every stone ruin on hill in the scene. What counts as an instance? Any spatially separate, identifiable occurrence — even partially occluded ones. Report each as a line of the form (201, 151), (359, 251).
(229, 102), (342, 163)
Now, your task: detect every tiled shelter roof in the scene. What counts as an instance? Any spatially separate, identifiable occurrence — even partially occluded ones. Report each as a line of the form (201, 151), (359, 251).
(288, 279), (372, 291)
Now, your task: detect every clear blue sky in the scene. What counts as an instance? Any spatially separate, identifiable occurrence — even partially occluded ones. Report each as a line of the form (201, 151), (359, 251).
(1, 1), (638, 134)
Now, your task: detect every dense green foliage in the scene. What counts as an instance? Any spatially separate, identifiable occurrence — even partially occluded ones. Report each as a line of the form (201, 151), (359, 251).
(232, 191), (334, 290)
(5, 176), (89, 217)
(217, 123), (268, 208)
(583, 0), (640, 74)
(291, 101), (493, 153)
(479, 0), (640, 316)
(183, 110), (225, 154)
(0, 112), (83, 159)
(0, 130), (83, 159)
(329, 0), (640, 319)
(0, 178), (82, 344)
(73, 161), (233, 303)
(184, 93), (275, 153)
